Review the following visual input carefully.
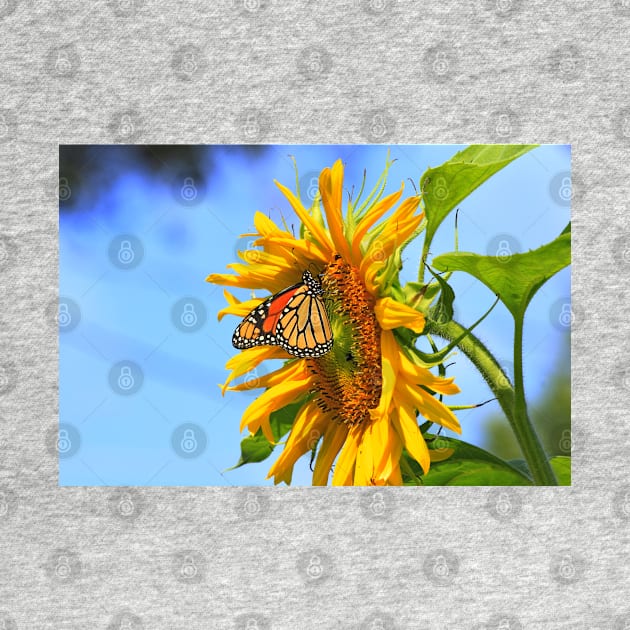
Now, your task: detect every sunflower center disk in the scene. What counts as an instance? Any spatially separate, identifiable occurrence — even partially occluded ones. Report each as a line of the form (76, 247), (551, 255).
(306, 258), (382, 426)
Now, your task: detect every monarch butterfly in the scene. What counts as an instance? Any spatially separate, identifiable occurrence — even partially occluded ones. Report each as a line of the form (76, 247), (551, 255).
(232, 270), (333, 358)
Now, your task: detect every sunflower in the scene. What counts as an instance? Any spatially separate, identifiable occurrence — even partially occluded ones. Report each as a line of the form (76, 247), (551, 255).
(207, 158), (461, 485)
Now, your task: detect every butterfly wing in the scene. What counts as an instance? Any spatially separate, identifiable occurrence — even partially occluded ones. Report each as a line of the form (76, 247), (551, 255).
(232, 272), (333, 358)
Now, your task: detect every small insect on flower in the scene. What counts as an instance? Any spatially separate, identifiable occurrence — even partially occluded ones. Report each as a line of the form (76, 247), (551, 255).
(232, 270), (333, 358)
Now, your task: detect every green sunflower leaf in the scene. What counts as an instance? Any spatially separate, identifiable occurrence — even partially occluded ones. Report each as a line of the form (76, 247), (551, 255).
(421, 144), (537, 254)
(426, 268), (455, 325)
(227, 400), (303, 470)
(549, 456), (571, 485)
(432, 230), (571, 320)
(402, 434), (533, 486)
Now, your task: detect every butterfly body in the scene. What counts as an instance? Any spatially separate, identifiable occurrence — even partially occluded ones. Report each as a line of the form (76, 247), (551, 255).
(232, 270), (333, 358)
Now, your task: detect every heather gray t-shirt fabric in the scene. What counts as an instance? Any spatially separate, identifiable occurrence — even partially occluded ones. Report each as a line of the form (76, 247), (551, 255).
(1, 1), (629, 628)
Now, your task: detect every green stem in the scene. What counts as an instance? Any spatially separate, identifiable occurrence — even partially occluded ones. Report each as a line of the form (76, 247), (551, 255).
(425, 317), (557, 485)
(512, 317), (557, 485)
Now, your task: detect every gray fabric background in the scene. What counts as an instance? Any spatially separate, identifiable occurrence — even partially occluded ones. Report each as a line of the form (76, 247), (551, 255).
(0, 0), (628, 628)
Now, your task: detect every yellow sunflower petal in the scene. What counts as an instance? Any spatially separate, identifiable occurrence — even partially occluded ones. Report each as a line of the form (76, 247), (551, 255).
(398, 351), (461, 395)
(267, 402), (327, 485)
(221, 346), (290, 394)
(429, 447), (455, 462)
(399, 381), (462, 433)
(351, 186), (403, 264)
(332, 424), (363, 486)
(312, 421), (348, 486)
(217, 293), (263, 322)
(374, 297), (426, 334)
(239, 376), (312, 439)
(393, 405), (430, 474)
(253, 211), (291, 237)
(319, 160), (352, 262)
(275, 180), (335, 256)
(354, 424), (376, 485)
(228, 358), (309, 393)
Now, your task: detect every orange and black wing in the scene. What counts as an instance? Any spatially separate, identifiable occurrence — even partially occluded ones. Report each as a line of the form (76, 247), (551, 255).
(232, 271), (333, 358)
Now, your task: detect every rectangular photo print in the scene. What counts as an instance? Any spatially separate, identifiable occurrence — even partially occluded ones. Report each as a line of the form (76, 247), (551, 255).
(58, 144), (571, 486)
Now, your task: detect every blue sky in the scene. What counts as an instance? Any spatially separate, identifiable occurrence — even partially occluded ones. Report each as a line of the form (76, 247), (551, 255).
(59, 144), (570, 486)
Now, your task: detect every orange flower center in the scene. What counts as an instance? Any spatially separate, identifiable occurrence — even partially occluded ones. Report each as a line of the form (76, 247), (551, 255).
(306, 256), (382, 426)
